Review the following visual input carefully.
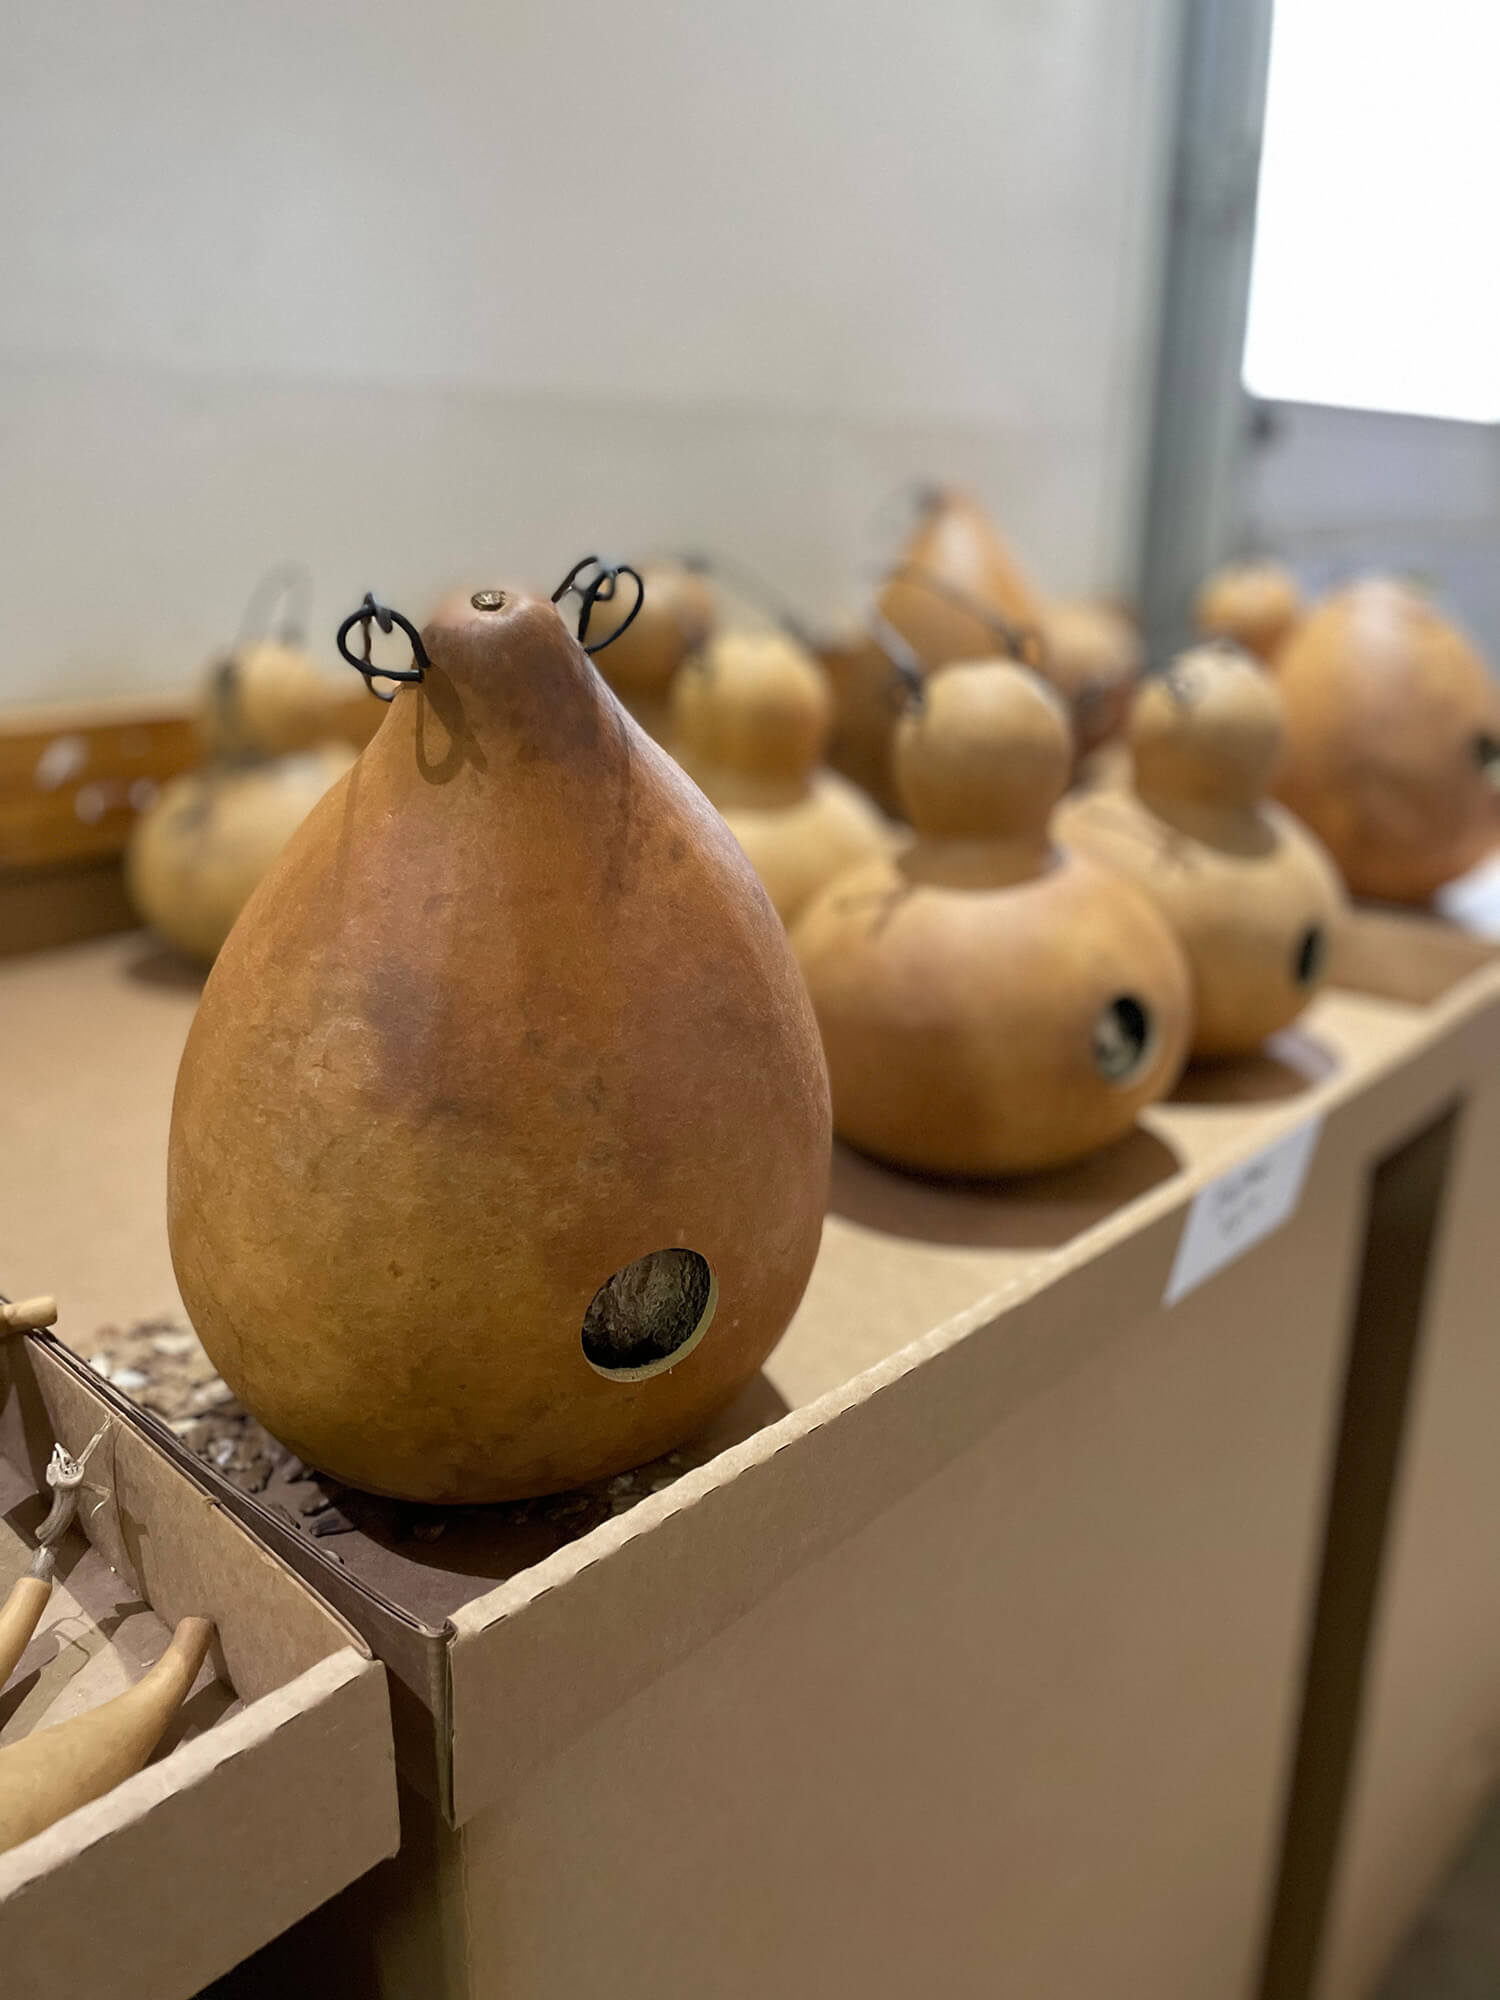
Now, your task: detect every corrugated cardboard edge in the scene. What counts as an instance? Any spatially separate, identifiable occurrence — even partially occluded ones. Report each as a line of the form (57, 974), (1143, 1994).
(0, 1650), (399, 2000)
(442, 964), (1500, 1826)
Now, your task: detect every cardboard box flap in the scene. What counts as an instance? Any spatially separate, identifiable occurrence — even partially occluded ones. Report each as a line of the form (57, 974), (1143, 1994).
(0, 1649), (397, 2000)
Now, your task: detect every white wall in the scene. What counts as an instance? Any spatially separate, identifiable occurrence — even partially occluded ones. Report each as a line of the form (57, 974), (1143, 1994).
(0, 0), (1182, 702)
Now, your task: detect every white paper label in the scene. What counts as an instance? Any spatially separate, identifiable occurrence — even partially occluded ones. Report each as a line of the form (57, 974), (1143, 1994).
(1435, 851), (1500, 938)
(1164, 1119), (1322, 1306)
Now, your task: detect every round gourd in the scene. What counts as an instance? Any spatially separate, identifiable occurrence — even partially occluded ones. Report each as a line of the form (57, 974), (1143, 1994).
(167, 585), (831, 1502)
(672, 631), (892, 925)
(1272, 578), (1500, 903)
(196, 641), (338, 761)
(1036, 599), (1142, 756)
(1194, 561), (1305, 663)
(1059, 645), (1345, 1058)
(584, 564), (716, 742)
(792, 662), (1193, 1176)
(127, 746), (356, 962)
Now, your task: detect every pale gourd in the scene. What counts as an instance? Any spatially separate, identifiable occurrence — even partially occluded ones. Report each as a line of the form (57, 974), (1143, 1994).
(672, 631), (892, 925)
(793, 662), (1193, 1176)
(1194, 561), (1305, 663)
(0, 1618), (213, 1855)
(128, 643), (353, 962)
(584, 563), (716, 743)
(1059, 645), (1345, 1059)
(168, 585), (831, 1503)
(1272, 578), (1500, 903)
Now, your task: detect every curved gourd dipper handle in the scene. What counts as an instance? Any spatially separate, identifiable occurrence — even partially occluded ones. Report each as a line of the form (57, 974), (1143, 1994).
(0, 1617), (215, 1855)
(0, 1578), (52, 1692)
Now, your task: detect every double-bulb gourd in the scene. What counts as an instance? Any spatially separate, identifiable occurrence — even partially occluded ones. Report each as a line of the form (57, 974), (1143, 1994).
(1271, 577), (1500, 904)
(823, 490), (1048, 815)
(1059, 645), (1345, 1059)
(583, 563), (716, 743)
(167, 584), (831, 1503)
(128, 640), (353, 961)
(1035, 599), (1142, 757)
(672, 630), (891, 925)
(1194, 560), (1306, 663)
(793, 661), (1192, 1177)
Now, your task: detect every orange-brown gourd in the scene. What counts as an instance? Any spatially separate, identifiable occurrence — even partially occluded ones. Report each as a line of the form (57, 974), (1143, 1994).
(672, 631), (892, 925)
(1059, 645), (1345, 1059)
(1194, 560), (1305, 663)
(1036, 599), (1143, 756)
(1272, 578), (1500, 903)
(167, 587), (830, 1503)
(584, 563), (716, 743)
(823, 490), (1047, 815)
(792, 662), (1192, 1177)
(128, 644), (354, 961)
(0, 1617), (213, 1855)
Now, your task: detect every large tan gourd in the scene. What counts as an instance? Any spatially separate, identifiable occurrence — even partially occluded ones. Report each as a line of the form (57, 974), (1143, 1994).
(128, 643), (353, 961)
(1036, 599), (1143, 756)
(672, 631), (892, 925)
(0, 1618), (213, 1855)
(793, 662), (1193, 1177)
(1059, 646), (1345, 1058)
(168, 586), (831, 1503)
(583, 563), (716, 742)
(1272, 577), (1500, 903)
(823, 490), (1048, 815)
(1194, 561), (1305, 663)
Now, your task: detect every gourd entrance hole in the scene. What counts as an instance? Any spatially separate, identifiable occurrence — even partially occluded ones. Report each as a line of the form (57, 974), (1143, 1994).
(581, 1250), (717, 1381)
(1092, 995), (1153, 1084)
(1295, 923), (1327, 988)
(1474, 733), (1500, 791)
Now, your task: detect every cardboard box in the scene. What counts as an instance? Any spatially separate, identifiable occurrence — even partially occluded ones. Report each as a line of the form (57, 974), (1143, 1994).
(9, 920), (1500, 1998)
(1250, 909), (1500, 2000)
(128, 918), (1500, 1999)
(0, 1332), (400, 2000)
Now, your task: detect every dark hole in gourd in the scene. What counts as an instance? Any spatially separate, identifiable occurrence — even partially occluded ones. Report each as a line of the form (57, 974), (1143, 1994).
(581, 1249), (716, 1379)
(1295, 923), (1327, 988)
(1474, 733), (1500, 790)
(1092, 995), (1153, 1084)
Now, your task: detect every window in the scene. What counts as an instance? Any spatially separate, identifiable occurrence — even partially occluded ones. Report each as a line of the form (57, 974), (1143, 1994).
(1243, 0), (1500, 423)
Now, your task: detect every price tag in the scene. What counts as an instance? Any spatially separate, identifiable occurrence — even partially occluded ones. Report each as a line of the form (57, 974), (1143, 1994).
(1164, 1119), (1322, 1306)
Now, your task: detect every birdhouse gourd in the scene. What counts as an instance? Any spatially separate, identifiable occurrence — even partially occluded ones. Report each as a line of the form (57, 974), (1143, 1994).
(1272, 578), (1500, 903)
(792, 662), (1192, 1177)
(672, 630), (892, 925)
(128, 642), (354, 962)
(167, 580), (831, 1503)
(1058, 645), (1345, 1058)
(584, 563), (716, 742)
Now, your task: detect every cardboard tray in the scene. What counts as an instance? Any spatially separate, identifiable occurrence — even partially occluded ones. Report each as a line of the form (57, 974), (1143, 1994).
(108, 911), (1500, 1999)
(0, 1335), (400, 2000)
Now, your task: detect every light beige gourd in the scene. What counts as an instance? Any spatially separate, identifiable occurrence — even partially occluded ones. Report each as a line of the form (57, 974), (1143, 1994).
(1272, 577), (1500, 903)
(1194, 560), (1305, 663)
(0, 1617), (213, 1855)
(672, 631), (892, 925)
(1059, 645), (1346, 1058)
(128, 643), (353, 961)
(793, 662), (1193, 1176)
(584, 563), (716, 743)
(168, 584), (831, 1503)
